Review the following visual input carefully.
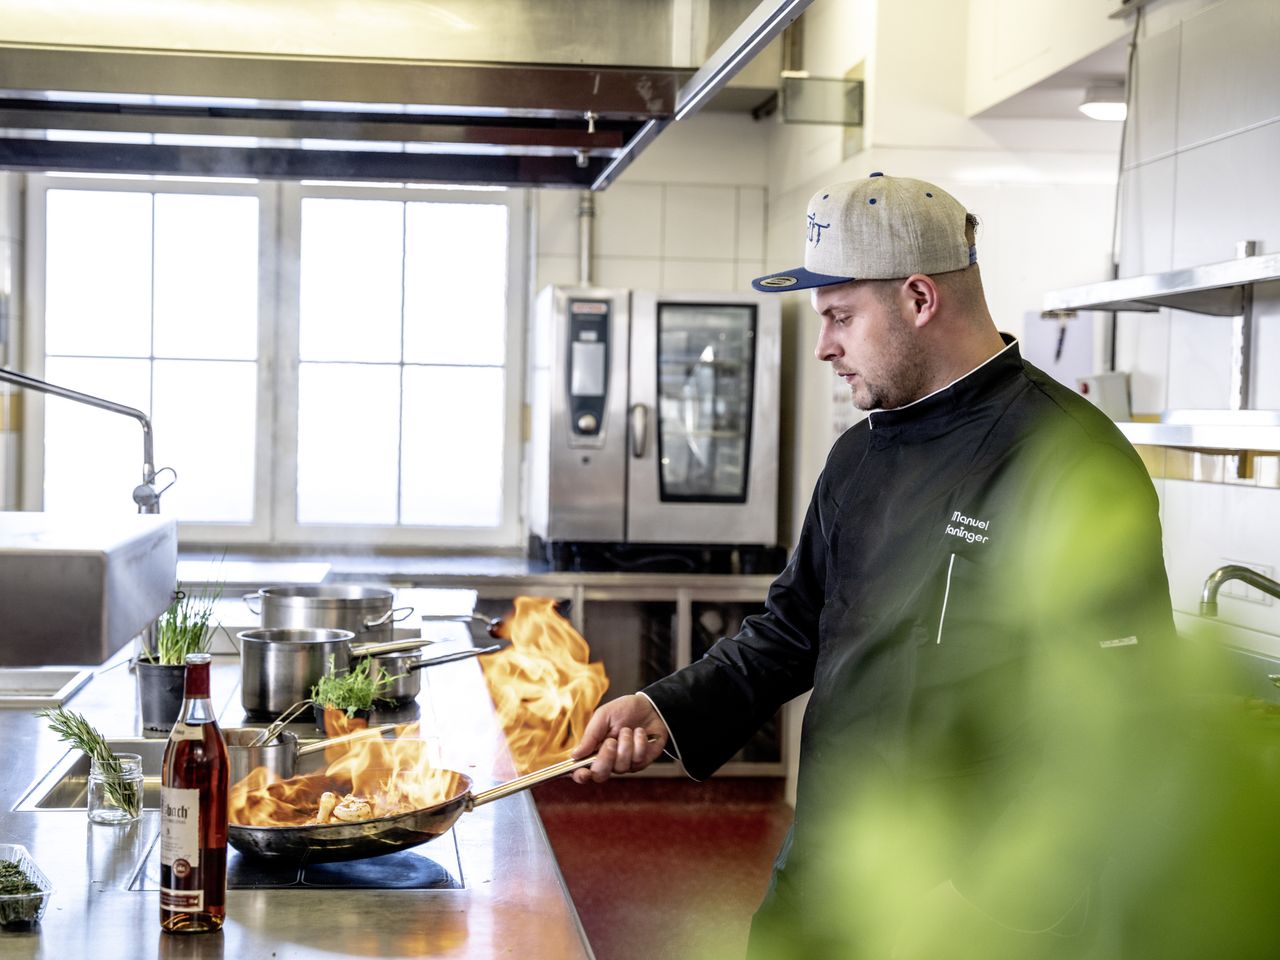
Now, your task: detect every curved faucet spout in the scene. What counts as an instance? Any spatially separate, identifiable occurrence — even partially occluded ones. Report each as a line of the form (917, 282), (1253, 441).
(1200, 564), (1280, 617)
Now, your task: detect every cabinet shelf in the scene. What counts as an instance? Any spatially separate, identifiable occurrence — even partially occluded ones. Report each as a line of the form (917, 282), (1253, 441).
(1042, 250), (1280, 317)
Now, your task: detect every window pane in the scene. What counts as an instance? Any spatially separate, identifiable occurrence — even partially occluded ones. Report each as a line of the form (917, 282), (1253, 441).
(154, 194), (259, 360)
(43, 356), (152, 517)
(403, 202), (506, 366)
(152, 360), (257, 522)
(400, 366), (503, 527)
(45, 190), (152, 357)
(297, 362), (400, 524)
(300, 199), (404, 362)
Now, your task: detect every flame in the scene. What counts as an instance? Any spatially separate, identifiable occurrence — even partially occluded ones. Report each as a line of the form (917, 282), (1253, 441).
(228, 720), (460, 827)
(479, 595), (609, 774)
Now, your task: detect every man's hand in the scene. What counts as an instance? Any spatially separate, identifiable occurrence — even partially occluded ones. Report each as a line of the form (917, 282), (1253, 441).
(570, 694), (670, 783)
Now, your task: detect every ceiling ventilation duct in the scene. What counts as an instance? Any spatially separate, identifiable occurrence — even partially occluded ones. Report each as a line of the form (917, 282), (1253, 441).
(0, 0), (811, 189)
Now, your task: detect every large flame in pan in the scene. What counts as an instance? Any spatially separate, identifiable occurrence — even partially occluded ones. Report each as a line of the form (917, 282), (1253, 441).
(480, 595), (609, 774)
(228, 722), (459, 827)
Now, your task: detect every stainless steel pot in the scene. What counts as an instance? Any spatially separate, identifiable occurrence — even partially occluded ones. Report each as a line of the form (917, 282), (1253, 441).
(237, 627), (428, 720)
(245, 585), (414, 646)
(225, 724), (396, 786)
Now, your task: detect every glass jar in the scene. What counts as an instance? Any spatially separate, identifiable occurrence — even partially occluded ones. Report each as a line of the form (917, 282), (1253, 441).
(87, 753), (144, 824)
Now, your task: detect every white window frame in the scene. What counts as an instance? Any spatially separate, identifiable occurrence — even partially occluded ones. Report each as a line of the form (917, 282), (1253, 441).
(22, 174), (529, 550)
(274, 181), (528, 549)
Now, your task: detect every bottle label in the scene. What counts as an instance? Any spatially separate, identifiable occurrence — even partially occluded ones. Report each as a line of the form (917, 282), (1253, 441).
(160, 786), (203, 911)
(168, 721), (206, 742)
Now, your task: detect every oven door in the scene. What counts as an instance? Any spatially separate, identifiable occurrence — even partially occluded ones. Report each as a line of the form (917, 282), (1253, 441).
(626, 290), (780, 545)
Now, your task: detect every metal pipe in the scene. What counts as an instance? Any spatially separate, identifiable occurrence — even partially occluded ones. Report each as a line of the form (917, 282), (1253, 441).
(0, 365), (161, 513)
(1199, 564), (1280, 617)
(577, 190), (595, 286)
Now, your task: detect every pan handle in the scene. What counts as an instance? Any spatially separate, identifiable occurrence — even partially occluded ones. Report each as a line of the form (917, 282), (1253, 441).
(406, 644), (503, 671)
(466, 736), (659, 810)
(243, 591), (262, 615)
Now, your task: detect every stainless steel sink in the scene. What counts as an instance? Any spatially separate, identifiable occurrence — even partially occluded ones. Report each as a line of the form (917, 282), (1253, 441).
(15, 738), (167, 812)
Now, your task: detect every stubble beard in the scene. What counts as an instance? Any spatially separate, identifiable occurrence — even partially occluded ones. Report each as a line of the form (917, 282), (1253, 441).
(849, 315), (931, 412)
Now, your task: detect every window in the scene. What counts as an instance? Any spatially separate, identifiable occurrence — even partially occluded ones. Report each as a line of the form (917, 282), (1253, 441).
(25, 176), (527, 548)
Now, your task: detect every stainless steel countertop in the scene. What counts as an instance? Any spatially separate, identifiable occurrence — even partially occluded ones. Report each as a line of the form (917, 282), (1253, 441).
(0, 625), (593, 959)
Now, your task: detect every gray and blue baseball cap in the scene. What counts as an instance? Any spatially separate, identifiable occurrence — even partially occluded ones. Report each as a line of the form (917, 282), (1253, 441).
(751, 173), (976, 292)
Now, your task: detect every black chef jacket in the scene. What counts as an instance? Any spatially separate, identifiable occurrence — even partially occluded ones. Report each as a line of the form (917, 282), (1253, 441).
(642, 335), (1175, 951)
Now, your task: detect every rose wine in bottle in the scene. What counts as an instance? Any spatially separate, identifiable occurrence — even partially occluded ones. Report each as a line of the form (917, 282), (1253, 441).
(160, 652), (230, 934)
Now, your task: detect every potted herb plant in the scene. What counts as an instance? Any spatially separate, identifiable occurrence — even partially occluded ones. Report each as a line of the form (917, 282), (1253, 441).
(137, 586), (219, 732)
(311, 654), (402, 736)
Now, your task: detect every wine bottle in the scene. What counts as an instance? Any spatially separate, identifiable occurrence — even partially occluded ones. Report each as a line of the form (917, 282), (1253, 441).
(160, 652), (229, 934)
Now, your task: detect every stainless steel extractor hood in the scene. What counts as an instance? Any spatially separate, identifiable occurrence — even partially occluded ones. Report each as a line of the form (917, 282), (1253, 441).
(0, 0), (811, 189)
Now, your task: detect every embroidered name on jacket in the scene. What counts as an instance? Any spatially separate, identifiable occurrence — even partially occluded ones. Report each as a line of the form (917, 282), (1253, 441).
(945, 510), (991, 544)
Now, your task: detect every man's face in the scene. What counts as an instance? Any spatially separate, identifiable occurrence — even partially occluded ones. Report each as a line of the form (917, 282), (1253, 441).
(811, 280), (927, 411)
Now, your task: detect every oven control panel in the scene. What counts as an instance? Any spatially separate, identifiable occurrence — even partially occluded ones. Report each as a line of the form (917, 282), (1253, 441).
(567, 299), (610, 437)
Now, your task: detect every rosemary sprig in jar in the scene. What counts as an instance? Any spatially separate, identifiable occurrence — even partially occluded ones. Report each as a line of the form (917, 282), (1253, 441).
(35, 707), (142, 819)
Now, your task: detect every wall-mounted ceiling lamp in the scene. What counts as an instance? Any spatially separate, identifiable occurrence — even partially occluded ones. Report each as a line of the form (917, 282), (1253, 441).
(1079, 80), (1127, 121)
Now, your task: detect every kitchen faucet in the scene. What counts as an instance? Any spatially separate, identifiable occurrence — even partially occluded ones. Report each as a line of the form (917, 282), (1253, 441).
(0, 366), (174, 513)
(1199, 564), (1280, 616)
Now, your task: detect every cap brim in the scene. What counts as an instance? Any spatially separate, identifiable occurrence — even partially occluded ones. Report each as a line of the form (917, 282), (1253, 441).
(750, 267), (855, 293)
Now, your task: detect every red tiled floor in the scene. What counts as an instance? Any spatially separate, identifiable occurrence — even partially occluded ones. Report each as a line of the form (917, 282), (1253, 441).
(533, 777), (794, 960)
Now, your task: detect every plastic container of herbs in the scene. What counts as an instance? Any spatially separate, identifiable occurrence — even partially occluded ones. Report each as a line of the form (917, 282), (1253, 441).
(0, 844), (53, 929)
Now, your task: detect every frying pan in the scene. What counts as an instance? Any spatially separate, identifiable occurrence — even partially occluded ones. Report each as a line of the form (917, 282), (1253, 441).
(227, 749), (599, 864)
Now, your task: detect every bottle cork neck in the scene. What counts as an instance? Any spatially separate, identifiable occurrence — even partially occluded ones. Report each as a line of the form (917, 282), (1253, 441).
(183, 661), (210, 698)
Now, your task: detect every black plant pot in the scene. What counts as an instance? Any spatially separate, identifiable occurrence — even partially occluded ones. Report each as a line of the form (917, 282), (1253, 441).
(136, 659), (186, 733)
(314, 704), (371, 737)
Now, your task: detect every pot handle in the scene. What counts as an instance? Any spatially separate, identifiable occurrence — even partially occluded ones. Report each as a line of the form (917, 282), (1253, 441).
(296, 723), (398, 757)
(467, 736), (659, 809)
(349, 637), (430, 657)
(363, 606), (415, 629)
(243, 592), (262, 616)
(406, 644), (502, 671)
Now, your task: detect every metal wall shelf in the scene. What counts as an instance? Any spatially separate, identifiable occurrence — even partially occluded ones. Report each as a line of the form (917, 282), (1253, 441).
(1042, 250), (1280, 317)
(1118, 412), (1280, 454)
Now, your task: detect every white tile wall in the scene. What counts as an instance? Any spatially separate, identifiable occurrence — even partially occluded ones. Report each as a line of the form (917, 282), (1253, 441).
(660, 259), (737, 291)
(1126, 20), (1181, 166)
(535, 188), (580, 259)
(1176, 0), (1280, 148)
(1119, 155), (1176, 277)
(595, 183), (663, 259)
(736, 187), (766, 261)
(1249, 282), (1280, 409)
(661, 184), (738, 261)
(1121, 0), (1280, 658)
(1171, 121), (1280, 269)
(534, 254), (580, 291)
(1165, 308), (1234, 408)
(1162, 479), (1280, 635)
(595, 257), (662, 290)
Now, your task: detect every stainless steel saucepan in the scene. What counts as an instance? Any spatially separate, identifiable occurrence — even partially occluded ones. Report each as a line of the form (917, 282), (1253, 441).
(224, 724), (397, 786)
(244, 584), (415, 647)
(227, 749), (600, 863)
(237, 627), (428, 720)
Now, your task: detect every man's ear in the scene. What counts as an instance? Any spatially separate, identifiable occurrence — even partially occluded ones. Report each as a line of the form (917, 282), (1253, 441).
(903, 274), (941, 328)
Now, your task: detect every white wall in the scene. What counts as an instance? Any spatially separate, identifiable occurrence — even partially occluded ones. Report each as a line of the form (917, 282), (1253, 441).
(532, 112), (770, 295)
(1115, 0), (1280, 655)
(0, 172), (20, 509)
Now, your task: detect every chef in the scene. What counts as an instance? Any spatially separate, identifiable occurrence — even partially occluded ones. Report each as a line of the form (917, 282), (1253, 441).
(570, 173), (1175, 958)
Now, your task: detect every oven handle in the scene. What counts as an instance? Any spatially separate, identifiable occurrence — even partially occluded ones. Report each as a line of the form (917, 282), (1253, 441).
(629, 403), (648, 458)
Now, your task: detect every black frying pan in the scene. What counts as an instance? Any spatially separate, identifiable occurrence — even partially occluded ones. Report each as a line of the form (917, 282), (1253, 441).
(227, 750), (595, 864)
